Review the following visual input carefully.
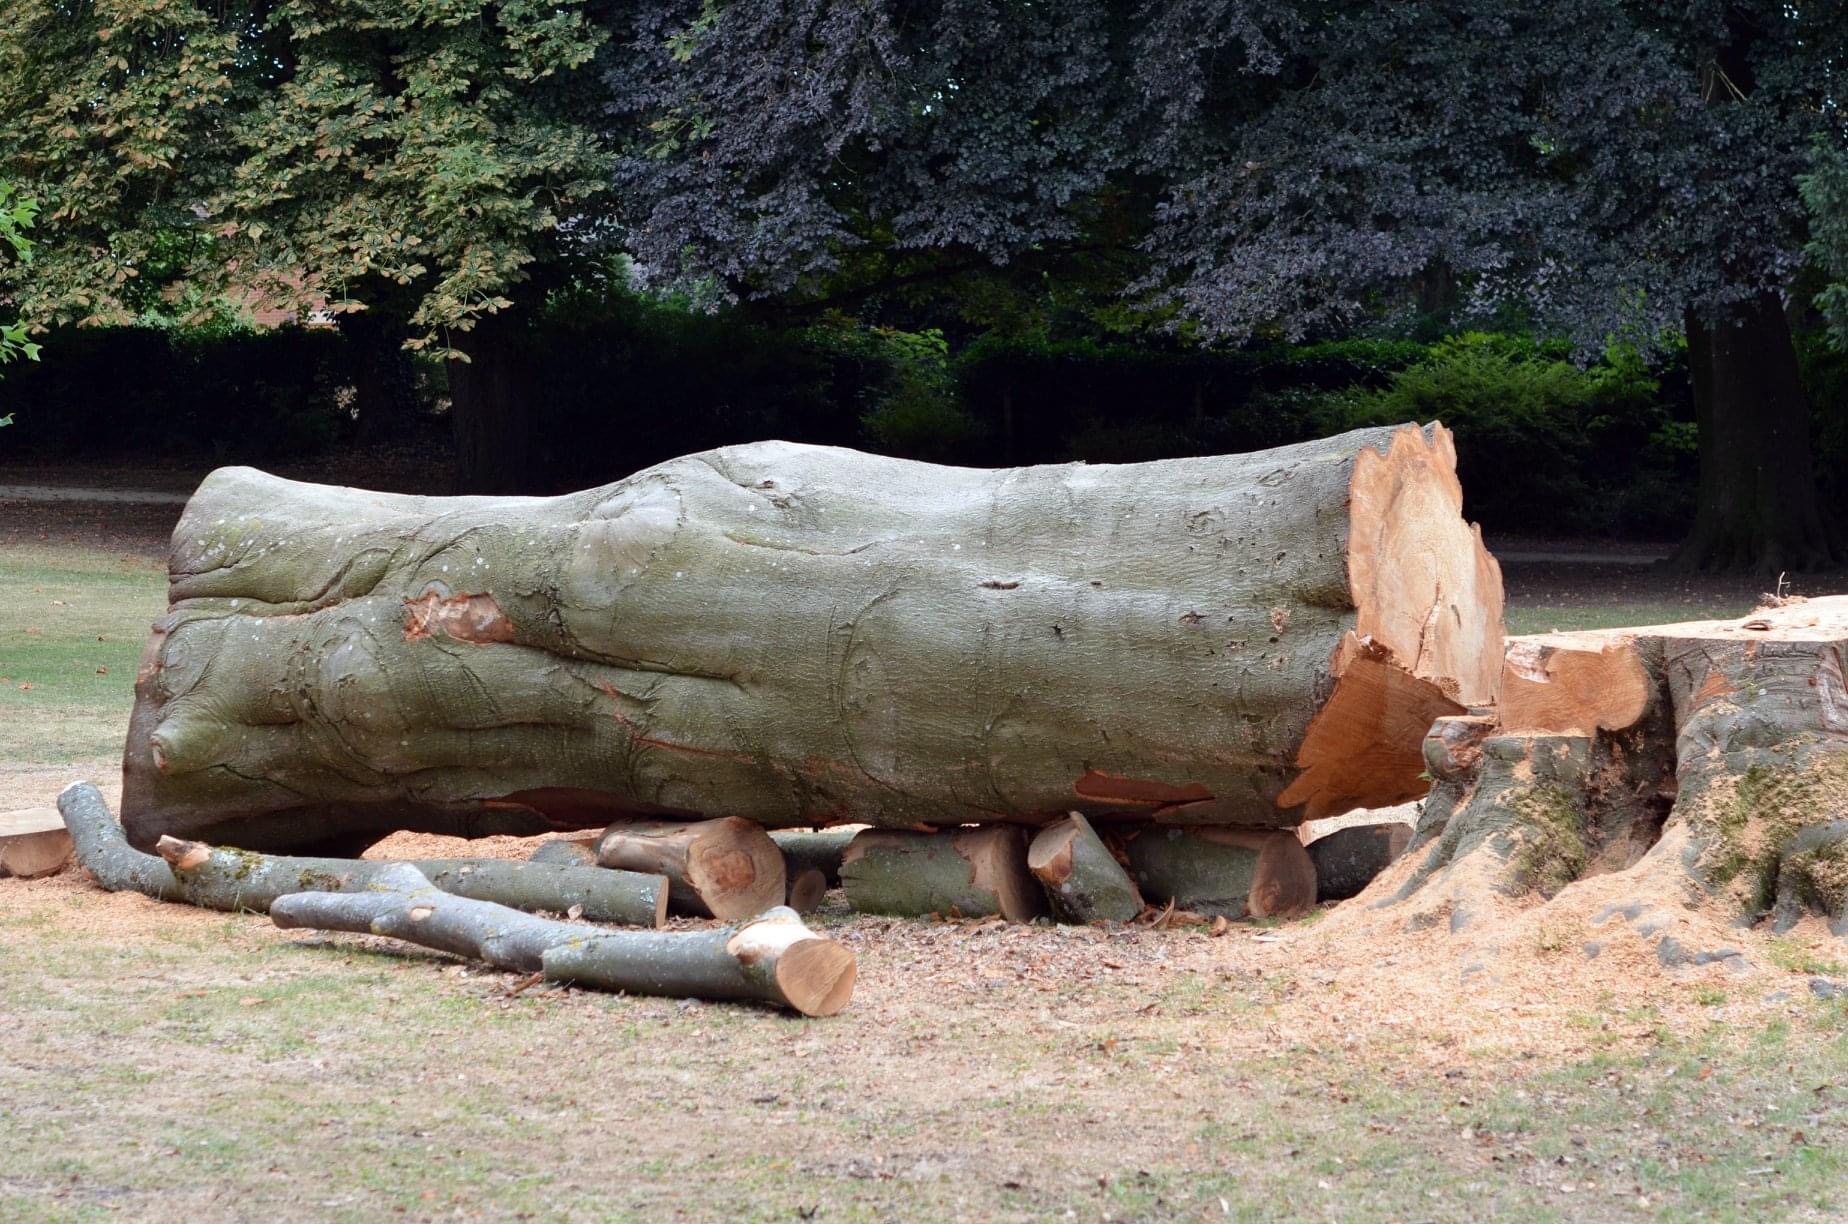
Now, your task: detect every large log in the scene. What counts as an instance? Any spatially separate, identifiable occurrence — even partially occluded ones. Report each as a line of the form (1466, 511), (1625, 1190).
(594, 817), (785, 920)
(840, 826), (1047, 922)
(1119, 826), (1317, 919)
(119, 424), (1502, 851)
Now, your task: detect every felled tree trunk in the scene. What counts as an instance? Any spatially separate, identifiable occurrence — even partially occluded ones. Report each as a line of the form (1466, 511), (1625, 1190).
(1027, 813), (1142, 923)
(57, 782), (670, 926)
(1382, 599), (1848, 940)
(120, 423), (1502, 853)
(272, 867), (856, 1017)
(840, 826), (1047, 922)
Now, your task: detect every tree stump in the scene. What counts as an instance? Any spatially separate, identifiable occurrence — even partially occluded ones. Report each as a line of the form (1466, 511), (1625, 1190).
(117, 424), (1501, 852)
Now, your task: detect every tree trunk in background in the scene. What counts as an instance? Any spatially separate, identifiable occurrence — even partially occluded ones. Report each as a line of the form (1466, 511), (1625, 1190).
(339, 309), (421, 443)
(449, 311), (537, 494)
(1671, 295), (1836, 574)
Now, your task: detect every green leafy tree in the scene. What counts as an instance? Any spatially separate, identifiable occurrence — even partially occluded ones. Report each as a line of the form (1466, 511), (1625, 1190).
(0, 1), (615, 486)
(0, 178), (38, 427)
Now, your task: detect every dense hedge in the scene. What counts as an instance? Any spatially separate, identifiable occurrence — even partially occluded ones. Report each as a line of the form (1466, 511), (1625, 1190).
(7, 306), (1846, 542)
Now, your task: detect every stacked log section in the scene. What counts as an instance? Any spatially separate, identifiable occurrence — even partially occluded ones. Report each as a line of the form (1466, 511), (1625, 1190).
(1305, 822), (1413, 901)
(1027, 813), (1142, 923)
(841, 826), (1047, 921)
(595, 818), (785, 920)
(786, 868), (829, 913)
(1121, 826), (1316, 919)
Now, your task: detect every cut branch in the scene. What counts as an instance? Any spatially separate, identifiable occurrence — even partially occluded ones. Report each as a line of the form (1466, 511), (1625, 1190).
(57, 782), (669, 926)
(270, 867), (855, 1017)
(595, 818), (785, 920)
(1027, 812), (1142, 923)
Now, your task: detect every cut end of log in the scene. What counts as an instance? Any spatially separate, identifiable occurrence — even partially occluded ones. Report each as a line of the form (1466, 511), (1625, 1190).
(154, 834), (213, 872)
(0, 807), (74, 879)
(598, 817), (786, 921)
(1024, 822), (1078, 884)
(786, 867), (828, 914)
(774, 939), (858, 1018)
(1282, 422), (1504, 821)
(1500, 632), (1651, 736)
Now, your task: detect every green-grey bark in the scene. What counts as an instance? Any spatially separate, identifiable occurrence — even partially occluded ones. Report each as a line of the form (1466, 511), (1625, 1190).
(1306, 822), (1412, 902)
(57, 781), (669, 925)
(840, 826), (1047, 922)
(119, 425), (1500, 852)
(770, 828), (860, 888)
(1119, 825), (1315, 919)
(1027, 813), (1143, 923)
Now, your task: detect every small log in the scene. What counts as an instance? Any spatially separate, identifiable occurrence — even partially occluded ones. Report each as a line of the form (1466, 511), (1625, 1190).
(595, 817), (785, 920)
(1120, 826), (1316, 919)
(270, 866), (855, 1017)
(530, 836), (599, 867)
(1305, 822), (1413, 901)
(786, 867), (828, 914)
(770, 828), (860, 888)
(1027, 813), (1142, 923)
(0, 806), (74, 878)
(840, 825), (1047, 922)
(56, 782), (669, 925)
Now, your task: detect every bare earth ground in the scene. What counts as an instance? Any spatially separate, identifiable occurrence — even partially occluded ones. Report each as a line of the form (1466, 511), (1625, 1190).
(4, 478), (1848, 1221)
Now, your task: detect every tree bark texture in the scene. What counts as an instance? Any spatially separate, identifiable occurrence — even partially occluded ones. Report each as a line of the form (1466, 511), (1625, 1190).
(1671, 296), (1837, 574)
(56, 782), (670, 926)
(1306, 822), (1412, 902)
(840, 826), (1047, 922)
(120, 423), (1502, 853)
(1118, 826), (1316, 919)
(271, 868), (855, 1017)
(1383, 598), (1848, 939)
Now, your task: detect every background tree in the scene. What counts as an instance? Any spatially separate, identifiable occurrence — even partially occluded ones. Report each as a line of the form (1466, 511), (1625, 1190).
(0, 0), (615, 489)
(0, 178), (38, 427)
(613, 0), (1848, 572)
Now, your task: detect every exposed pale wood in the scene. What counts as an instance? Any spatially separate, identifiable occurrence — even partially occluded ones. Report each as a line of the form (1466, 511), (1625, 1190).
(271, 868), (855, 1017)
(56, 782), (670, 926)
(0, 807), (73, 878)
(1500, 632), (1651, 735)
(840, 826), (1047, 922)
(595, 818), (785, 921)
(1027, 812), (1142, 923)
(1120, 826), (1316, 920)
(117, 424), (1503, 852)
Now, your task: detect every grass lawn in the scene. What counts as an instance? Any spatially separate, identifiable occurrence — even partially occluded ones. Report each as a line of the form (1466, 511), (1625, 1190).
(3, 539), (1845, 1221)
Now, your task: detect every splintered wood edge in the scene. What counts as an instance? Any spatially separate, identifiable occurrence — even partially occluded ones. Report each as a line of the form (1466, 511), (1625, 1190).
(1281, 423), (1503, 821)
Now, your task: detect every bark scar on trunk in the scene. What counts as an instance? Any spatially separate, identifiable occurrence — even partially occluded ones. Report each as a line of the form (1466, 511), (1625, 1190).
(403, 590), (516, 644)
(1072, 771), (1214, 806)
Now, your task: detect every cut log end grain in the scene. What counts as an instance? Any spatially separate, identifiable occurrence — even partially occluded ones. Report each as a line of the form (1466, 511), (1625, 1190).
(1027, 812), (1142, 924)
(725, 914), (858, 1018)
(1279, 423), (1504, 822)
(596, 817), (785, 921)
(1500, 632), (1651, 736)
(786, 867), (828, 914)
(0, 807), (74, 878)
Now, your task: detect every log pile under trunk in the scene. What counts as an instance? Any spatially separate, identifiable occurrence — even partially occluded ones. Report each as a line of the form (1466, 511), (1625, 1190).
(117, 423), (1501, 853)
